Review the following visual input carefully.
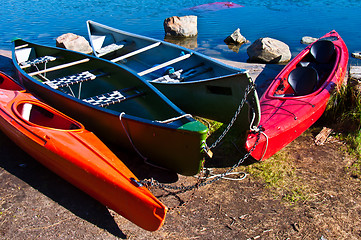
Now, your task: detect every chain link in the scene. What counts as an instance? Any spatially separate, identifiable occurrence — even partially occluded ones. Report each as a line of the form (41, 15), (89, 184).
(137, 79), (260, 191)
(208, 80), (256, 150)
(139, 130), (262, 191)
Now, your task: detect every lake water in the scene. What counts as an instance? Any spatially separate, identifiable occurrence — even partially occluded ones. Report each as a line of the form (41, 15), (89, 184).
(1, 0), (360, 63)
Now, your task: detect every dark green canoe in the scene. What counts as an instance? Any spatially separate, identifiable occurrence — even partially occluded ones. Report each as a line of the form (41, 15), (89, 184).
(12, 39), (208, 176)
(87, 20), (261, 130)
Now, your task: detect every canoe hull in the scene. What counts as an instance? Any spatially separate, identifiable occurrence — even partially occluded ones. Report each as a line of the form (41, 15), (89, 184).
(13, 39), (208, 176)
(153, 73), (260, 129)
(245, 30), (349, 160)
(0, 72), (167, 231)
(87, 20), (261, 127)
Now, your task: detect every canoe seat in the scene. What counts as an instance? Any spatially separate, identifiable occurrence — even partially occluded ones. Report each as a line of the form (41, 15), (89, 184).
(20, 56), (57, 69)
(288, 66), (318, 96)
(97, 42), (126, 57)
(83, 87), (144, 107)
(44, 71), (101, 89)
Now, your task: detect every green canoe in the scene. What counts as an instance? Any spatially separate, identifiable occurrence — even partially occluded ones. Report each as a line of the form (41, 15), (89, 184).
(12, 39), (208, 176)
(87, 20), (260, 130)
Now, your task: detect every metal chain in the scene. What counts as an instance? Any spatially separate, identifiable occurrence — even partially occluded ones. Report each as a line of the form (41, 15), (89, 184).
(136, 79), (260, 191)
(138, 128), (262, 191)
(207, 80), (256, 150)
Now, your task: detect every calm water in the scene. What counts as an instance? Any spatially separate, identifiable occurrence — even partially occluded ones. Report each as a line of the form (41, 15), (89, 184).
(1, 0), (360, 62)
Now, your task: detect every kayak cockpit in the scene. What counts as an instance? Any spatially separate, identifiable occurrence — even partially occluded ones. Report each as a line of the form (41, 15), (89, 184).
(272, 39), (337, 98)
(15, 102), (82, 130)
(0, 72), (23, 91)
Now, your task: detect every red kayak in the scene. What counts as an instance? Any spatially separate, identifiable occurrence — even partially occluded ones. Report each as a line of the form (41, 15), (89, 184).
(0, 71), (166, 231)
(245, 30), (348, 160)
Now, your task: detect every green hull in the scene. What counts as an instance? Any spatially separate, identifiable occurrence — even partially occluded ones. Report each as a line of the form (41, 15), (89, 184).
(87, 20), (261, 128)
(13, 39), (208, 176)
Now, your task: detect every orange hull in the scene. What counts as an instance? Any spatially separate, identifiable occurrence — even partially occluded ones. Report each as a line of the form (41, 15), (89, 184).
(0, 72), (167, 231)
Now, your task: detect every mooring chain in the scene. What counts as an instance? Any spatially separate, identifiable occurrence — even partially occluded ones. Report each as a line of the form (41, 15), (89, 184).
(206, 80), (256, 151)
(138, 130), (262, 191)
(136, 80), (260, 191)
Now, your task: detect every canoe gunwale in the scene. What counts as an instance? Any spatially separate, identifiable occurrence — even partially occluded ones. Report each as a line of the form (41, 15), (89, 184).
(87, 20), (261, 126)
(12, 40), (198, 129)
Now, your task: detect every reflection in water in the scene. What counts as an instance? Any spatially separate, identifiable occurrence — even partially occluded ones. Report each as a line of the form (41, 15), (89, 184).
(164, 35), (198, 49)
(226, 44), (241, 53)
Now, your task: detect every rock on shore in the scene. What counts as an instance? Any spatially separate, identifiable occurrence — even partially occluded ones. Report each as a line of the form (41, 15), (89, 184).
(247, 37), (291, 63)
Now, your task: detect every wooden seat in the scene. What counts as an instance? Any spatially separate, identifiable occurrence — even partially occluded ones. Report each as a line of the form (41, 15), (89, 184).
(111, 42), (161, 63)
(83, 87), (144, 107)
(97, 42), (126, 57)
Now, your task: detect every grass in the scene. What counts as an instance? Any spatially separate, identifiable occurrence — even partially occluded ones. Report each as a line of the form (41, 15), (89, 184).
(324, 81), (361, 152)
(323, 78), (361, 178)
(239, 76), (361, 202)
(201, 75), (361, 202)
(241, 151), (311, 203)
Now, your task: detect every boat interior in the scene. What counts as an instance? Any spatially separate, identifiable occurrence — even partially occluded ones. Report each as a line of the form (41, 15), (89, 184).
(16, 102), (82, 130)
(14, 40), (194, 125)
(273, 39), (337, 97)
(88, 26), (241, 83)
(0, 73), (23, 91)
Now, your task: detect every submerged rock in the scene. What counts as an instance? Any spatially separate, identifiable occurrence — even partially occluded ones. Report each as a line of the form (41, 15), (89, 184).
(164, 16), (198, 37)
(301, 36), (318, 45)
(56, 33), (92, 54)
(224, 28), (248, 45)
(247, 37), (291, 63)
(164, 35), (198, 49)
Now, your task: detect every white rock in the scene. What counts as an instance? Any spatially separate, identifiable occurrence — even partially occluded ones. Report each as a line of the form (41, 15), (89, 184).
(56, 33), (92, 54)
(224, 28), (248, 45)
(301, 36), (318, 45)
(352, 52), (361, 60)
(247, 37), (291, 63)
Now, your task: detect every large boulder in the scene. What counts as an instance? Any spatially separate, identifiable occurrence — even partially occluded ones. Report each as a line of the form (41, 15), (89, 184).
(56, 33), (92, 54)
(164, 15), (198, 37)
(224, 28), (248, 45)
(247, 37), (291, 63)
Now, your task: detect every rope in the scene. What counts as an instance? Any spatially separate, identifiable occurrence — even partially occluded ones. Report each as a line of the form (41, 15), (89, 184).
(119, 112), (147, 161)
(200, 168), (248, 181)
(155, 114), (193, 124)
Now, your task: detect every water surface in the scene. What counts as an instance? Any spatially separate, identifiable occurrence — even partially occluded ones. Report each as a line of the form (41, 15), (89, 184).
(1, 0), (360, 62)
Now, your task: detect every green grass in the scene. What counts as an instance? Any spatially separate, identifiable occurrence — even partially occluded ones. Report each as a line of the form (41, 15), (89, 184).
(323, 79), (361, 178)
(242, 151), (311, 203)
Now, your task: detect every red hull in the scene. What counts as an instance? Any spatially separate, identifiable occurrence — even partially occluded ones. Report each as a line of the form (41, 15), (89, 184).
(0, 72), (167, 231)
(245, 30), (349, 160)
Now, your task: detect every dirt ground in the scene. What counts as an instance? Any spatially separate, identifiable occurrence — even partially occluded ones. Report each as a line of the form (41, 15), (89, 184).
(1, 51), (360, 239)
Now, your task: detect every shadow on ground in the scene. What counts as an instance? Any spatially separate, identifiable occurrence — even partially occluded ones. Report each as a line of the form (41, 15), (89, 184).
(0, 131), (129, 238)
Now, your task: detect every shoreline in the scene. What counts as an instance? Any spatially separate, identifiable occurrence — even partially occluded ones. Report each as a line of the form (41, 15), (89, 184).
(0, 49), (283, 95)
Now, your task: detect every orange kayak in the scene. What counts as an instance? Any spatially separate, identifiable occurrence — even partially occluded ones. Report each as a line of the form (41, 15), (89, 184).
(0, 71), (167, 231)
